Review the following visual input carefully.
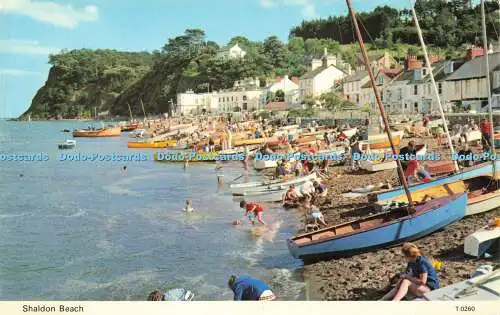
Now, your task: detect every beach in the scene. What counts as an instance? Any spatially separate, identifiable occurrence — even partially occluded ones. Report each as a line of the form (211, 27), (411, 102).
(300, 136), (499, 300)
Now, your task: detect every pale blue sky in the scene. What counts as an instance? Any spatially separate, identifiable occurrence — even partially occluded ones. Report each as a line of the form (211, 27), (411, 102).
(0, 0), (411, 118)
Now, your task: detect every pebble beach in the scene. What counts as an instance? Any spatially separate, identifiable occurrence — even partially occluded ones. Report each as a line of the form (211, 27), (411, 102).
(300, 136), (499, 300)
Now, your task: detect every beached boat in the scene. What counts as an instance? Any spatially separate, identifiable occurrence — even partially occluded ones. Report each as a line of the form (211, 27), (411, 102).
(72, 127), (121, 137)
(121, 122), (139, 132)
(362, 131), (404, 149)
(127, 139), (177, 149)
(494, 133), (500, 147)
(339, 128), (358, 139)
(232, 137), (278, 147)
(254, 159), (278, 170)
(464, 225), (499, 258)
(154, 151), (220, 163)
(371, 161), (500, 217)
(58, 140), (76, 150)
(451, 130), (482, 145)
(359, 144), (427, 173)
(423, 268), (500, 301)
(287, 193), (467, 260)
(231, 172), (317, 195)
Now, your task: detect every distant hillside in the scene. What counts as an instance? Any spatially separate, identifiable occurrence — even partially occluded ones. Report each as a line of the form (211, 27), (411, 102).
(290, 0), (499, 48)
(20, 49), (153, 119)
(20, 0), (500, 119)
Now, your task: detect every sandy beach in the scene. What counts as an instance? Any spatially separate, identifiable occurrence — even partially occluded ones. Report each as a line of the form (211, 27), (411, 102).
(299, 136), (499, 300)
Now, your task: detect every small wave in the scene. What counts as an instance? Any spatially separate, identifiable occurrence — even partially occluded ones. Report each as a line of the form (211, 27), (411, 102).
(0, 213), (29, 219)
(268, 268), (305, 300)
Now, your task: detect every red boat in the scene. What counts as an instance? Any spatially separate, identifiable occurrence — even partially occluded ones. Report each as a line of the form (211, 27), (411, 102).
(121, 122), (139, 132)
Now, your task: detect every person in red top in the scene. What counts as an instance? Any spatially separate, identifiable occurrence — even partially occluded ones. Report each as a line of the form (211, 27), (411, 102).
(240, 201), (267, 226)
(480, 119), (492, 149)
(404, 159), (432, 184)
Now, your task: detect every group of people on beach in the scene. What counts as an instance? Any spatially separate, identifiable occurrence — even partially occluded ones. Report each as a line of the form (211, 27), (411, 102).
(147, 242), (440, 301)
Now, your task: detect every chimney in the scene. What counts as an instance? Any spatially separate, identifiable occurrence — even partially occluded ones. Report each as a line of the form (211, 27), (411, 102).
(466, 45), (485, 60)
(406, 55), (423, 70)
(429, 55), (440, 64)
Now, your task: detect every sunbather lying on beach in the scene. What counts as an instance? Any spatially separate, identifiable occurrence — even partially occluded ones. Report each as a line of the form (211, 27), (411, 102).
(380, 243), (440, 301)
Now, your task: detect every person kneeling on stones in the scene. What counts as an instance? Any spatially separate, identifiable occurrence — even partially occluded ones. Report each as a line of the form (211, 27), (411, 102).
(302, 198), (327, 231)
(380, 243), (440, 301)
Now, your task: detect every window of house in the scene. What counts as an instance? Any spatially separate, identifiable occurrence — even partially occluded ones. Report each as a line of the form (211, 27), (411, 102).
(414, 85), (418, 95)
(438, 83), (442, 94)
(243, 95), (247, 101)
(422, 68), (427, 76)
(356, 95), (359, 103)
(380, 90), (384, 101)
(404, 103), (408, 109)
(243, 103), (248, 110)
(219, 98), (221, 102)
(414, 102), (418, 111)
(231, 96), (234, 101)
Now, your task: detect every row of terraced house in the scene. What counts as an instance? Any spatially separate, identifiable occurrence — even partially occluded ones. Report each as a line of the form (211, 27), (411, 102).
(176, 43), (500, 115)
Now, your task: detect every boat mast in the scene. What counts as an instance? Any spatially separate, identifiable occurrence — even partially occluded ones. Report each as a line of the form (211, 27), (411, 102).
(410, 1), (459, 173)
(481, 0), (496, 177)
(140, 98), (147, 123)
(346, 0), (414, 210)
(127, 103), (134, 122)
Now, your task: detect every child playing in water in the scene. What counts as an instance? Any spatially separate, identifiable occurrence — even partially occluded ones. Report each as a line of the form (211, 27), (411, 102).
(183, 199), (194, 213)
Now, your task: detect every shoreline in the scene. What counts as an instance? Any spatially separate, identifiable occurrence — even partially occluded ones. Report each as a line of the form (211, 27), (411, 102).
(298, 136), (499, 300)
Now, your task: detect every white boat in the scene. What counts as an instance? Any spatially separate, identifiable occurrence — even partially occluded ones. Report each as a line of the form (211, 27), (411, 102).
(451, 130), (482, 145)
(340, 128), (358, 139)
(427, 118), (446, 129)
(58, 140), (76, 150)
(464, 226), (499, 258)
(231, 172), (317, 195)
(423, 268), (500, 301)
(359, 144), (427, 173)
(254, 159), (278, 170)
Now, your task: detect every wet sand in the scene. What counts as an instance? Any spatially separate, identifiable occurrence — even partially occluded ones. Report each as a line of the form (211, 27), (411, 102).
(300, 136), (499, 300)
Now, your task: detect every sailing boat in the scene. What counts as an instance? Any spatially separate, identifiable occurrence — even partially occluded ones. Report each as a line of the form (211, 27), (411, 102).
(121, 103), (139, 132)
(368, 1), (500, 217)
(286, 0), (467, 261)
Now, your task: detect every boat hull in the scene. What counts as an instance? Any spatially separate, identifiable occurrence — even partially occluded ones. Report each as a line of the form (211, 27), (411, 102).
(153, 152), (219, 163)
(464, 226), (500, 258)
(372, 162), (498, 203)
(230, 172), (317, 195)
(127, 140), (177, 148)
(287, 193), (467, 260)
(72, 127), (121, 137)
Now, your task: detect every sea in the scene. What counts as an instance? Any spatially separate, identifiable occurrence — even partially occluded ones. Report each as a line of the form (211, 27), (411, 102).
(0, 120), (305, 300)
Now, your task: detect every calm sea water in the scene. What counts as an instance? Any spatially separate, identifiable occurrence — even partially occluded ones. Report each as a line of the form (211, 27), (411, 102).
(0, 121), (304, 300)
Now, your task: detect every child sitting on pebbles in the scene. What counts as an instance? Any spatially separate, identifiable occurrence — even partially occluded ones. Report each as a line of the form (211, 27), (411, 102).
(302, 198), (327, 231)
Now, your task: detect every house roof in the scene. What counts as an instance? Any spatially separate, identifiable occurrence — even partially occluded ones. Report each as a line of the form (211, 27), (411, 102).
(445, 52), (500, 81)
(300, 64), (345, 79)
(361, 69), (402, 88)
(344, 70), (368, 83)
(355, 52), (386, 66)
(266, 102), (289, 110)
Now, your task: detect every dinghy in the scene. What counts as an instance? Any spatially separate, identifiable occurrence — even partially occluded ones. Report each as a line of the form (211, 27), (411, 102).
(359, 144), (427, 173)
(58, 140), (76, 150)
(287, 193), (467, 260)
(72, 126), (121, 137)
(423, 267), (500, 301)
(231, 172), (317, 195)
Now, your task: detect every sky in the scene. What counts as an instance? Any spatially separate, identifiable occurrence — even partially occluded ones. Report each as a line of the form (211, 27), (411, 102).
(0, 0), (413, 118)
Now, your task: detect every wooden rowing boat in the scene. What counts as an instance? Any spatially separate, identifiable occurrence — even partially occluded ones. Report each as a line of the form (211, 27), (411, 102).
(371, 162), (500, 217)
(127, 140), (177, 149)
(231, 172), (317, 195)
(359, 144), (426, 173)
(362, 131), (404, 149)
(72, 127), (121, 137)
(154, 151), (220, 163)
(121, 122), (139, 132)
(287, 193), (467, 260)
(232, 137), (278, 147)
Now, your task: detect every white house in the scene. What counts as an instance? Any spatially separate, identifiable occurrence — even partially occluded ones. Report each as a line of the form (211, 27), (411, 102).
(217, 43), (247, 60)
(445, 51), (500, 112)
(343, 70), (369, 105)
(300, 50), (347, 98)
(176, 77), (264, 115)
